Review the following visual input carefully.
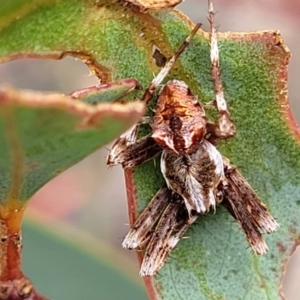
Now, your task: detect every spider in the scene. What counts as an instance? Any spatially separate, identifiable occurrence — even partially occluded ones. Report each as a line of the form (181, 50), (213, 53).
(107, 0), (278, 276)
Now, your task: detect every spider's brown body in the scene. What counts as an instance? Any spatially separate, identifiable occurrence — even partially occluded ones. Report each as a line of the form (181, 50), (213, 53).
(152, 80), (206, 156)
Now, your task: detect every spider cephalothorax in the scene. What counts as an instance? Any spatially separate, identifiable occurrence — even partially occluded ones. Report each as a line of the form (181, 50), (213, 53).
(152, 80), (207, 156)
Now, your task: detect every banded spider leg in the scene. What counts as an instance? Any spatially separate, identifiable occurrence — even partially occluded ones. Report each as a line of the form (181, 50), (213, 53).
(207, 0), (236, 139)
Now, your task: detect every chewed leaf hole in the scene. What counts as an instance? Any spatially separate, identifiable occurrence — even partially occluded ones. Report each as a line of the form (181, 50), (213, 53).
(0, 57), (98, 93)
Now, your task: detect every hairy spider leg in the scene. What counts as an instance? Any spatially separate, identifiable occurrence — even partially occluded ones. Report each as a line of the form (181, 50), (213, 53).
(141, 23), (201, 105)
(208, 0), (236, 138)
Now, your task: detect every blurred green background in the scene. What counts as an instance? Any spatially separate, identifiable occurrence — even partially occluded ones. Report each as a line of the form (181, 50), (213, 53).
(23, 221), (147, 299)
(0, 1), (299, 299)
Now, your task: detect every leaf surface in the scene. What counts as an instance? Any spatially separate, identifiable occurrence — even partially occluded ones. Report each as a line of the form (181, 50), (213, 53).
(0, 85), (144, 203)
(0, 1), (298, 300)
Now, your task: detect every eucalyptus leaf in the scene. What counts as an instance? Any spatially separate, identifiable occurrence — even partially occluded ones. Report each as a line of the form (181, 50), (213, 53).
(0, 1), (297, 299)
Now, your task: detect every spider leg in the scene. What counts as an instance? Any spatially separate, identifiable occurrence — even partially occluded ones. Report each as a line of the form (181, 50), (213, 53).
(107, 134), (162, 168)
(122, 186), (171, 250)
(221, 180), (269, 255)
(141, 23), (201, 105)
(208, 0), (235, 138)
(140, 193), (198, 277)
(220, 158), (279, 254)
(106, 124), (140, 166)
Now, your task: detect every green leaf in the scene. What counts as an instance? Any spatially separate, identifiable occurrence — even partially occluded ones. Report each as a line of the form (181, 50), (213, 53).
(0, 1), (297, 299)
(22, 219), (147, 299)
(131, 32), (294, 300)
(70, 79), (141, 104)
(0, 85), (144, 204)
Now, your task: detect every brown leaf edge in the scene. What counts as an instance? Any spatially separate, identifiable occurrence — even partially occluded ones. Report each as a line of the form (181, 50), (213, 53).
(0, 84), (145, 129)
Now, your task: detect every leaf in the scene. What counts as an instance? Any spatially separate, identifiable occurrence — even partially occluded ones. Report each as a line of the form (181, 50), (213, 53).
(0, 82), (144, 298)
(22, 219), (148, 299)
(0, 1), (298, 300)
(129, 33), (295, 300)
(0, 84), (144, 204)
(122, 0), (182, 11)
(70, 78), (141, 104)
(128, 32), (295, 299)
